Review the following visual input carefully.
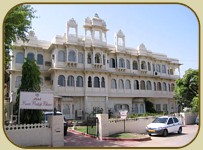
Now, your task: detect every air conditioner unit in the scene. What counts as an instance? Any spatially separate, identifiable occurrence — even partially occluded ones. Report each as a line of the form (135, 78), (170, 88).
(154, 71), (159, 76)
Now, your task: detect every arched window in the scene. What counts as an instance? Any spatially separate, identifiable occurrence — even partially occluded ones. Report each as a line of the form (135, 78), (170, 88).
(15, 76), (22, 88)
(157, 82), (162, 91)
(95, 53), (101, 64)
(94, 77), (100, 88)
(146, 81), (152, 90)
(103, 54), (106, 65)
(141, 61), (146, 70)
(119, 58), (125, 68)
(171, 83), (175, 91)
(126, 59), (130, 69)
(109, 58), (116, 68)
(68, 50), (76, 62)
(134, 80), (139, 90)
(111, 79), (117, 89)
(16, 52), (24, 63)
(101, 77), (105, 88)
(27, 52), (34, 61)
(58, 50), (65, 62)
(87, 53), (92, 64)
(154, 82), (157, 91)
(140, 80), (145, 90)
(58, 75), (65, 86)
(133, 61), (138, 70)
(78, 52), (84, 64)
(162, 65), (166, 73)
(76, 76), (83, 87)
(163, 82), (167, 91)
(148, 62), (151, 71)
(118, 79), (124, 89)
(125, 80), (131, 89)
(168, 83), (171, 91)
(37, 54), (43, 65)
(88, 76), (92, 87)
(67, 75), (75, 87)
(156, 64), (161, 72)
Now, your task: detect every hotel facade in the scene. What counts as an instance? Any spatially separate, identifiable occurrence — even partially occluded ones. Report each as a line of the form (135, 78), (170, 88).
(8, 14), (181, 119)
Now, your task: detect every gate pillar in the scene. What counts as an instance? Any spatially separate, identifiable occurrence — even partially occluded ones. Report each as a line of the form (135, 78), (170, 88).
(48, 115), (64, 147)
(96, 114), (109, 140)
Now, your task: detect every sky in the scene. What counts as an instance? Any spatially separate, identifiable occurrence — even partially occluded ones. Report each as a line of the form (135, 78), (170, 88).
(30, 4), (198, 77)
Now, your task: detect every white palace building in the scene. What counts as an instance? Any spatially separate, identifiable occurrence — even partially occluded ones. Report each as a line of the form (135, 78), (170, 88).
(8, 14), (181, 119)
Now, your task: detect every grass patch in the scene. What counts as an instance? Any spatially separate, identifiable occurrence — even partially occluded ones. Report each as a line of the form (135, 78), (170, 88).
(109, 132), (146, 138)
(75, 126), (87, 133)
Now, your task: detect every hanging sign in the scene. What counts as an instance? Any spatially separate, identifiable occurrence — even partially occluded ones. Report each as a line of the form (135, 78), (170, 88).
(19, 92), (54, 110)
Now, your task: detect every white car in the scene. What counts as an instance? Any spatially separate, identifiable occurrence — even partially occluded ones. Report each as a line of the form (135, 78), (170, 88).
(146, 116), (182, 137)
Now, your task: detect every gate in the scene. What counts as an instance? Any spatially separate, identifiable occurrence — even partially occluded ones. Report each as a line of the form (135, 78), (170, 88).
(87, 117), (98, 137)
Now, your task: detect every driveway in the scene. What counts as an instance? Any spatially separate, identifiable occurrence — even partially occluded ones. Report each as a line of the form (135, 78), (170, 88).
(64, 125), (199, 147)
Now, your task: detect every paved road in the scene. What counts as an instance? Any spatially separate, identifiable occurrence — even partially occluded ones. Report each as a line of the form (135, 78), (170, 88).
(64, 125), (199, 147)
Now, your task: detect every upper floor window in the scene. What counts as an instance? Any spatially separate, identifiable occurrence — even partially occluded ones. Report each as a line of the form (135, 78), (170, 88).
(58, 50), (65, 62)
(125, 79), (131, 89)
(87, 53), (92, 64)
(126, 59), (130, 69)
(95, 53), (101, 64)
(16, 52), (24, 63)
(133, 61), (138, 70)
(162, 65), (166, 73)
(27, 52), (34, 61)
(58, 75), (65, 86)
(94, 77), (100, 88)
(118, 79), (124, 89)
(76, 76), (83, 87)
(156, 64), (161, 72)
(119, 58), (125, 68)
(37, 54), (43, 65)
(140, 80), (145, 90)
(157, 82), (162, 91)
(154, 82), (157, 91)
(67, 75), (75, 87)
(168, 83), (171, 91)
(78, 52), (84, 64)
(15, 76), (22, 88)
(141, 61), (147, 70)
(68, 50), (76, 62)
(109, 58), (116, 68)
(134, 80), (139, 90)
(163, 82), (167, 91)
(101, 77), (105, 88)
(148, 62), (151, 71)
(111, 79), (117, 89)
(171, 83), (175, 91)
(88, 76), (92, 87)
(146, 81), (152, 90)
(103, 55), (106, 65)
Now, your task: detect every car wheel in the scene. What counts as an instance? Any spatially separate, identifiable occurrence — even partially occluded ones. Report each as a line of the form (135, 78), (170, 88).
(178, 127), (182, 134)
(163, 129), (168, 137)
(148, 133), (151, 136)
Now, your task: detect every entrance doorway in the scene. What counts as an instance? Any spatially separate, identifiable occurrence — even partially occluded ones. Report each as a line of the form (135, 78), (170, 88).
(62, 102), (74, 119)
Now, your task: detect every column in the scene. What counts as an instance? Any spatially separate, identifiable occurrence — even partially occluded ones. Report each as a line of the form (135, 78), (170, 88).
(105, 96), (109, 113)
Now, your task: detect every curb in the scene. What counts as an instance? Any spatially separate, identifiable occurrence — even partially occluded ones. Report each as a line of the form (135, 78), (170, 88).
(102, 136), (151, 141)
(68, 129), (151, 141)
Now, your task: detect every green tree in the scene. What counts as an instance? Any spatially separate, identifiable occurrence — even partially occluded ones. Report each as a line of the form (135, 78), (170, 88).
(174, 69), (199, 110)
(145, 100), (156, 113)
(4, 4), (36, 70)
(14, 58), (43, 124)
(191, 95), (199, 112)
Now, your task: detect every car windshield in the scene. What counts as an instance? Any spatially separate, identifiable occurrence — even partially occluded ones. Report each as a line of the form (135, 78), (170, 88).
(152, 117), (168, 124)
